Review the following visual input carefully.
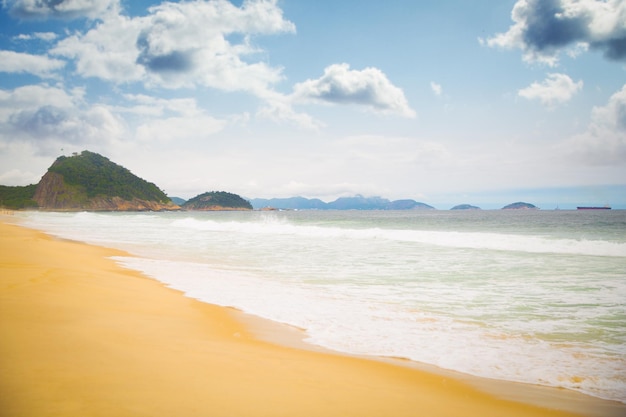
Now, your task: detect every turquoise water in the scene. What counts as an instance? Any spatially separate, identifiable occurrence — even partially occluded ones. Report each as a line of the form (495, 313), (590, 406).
(20, 209), (626, 402)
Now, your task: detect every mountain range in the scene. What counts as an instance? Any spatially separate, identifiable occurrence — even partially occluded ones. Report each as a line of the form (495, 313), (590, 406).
(249, 196), (435, 210)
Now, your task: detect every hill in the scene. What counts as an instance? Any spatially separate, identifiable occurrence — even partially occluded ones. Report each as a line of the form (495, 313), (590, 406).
(501, 202), (538, 210)
(450, 204), (481, 210)
(31, 151), (178, 211)
(182, 191), (252, 211)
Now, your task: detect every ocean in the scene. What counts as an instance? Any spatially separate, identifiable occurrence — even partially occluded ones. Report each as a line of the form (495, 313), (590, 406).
(18, 209), (626, 403)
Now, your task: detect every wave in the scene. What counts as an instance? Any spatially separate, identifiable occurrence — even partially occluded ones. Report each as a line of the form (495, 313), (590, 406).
(171, 217), (626, 257)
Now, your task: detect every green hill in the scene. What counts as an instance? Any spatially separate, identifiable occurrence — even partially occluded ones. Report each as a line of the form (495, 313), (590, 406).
(182, 191), (252, 211)
(47, 151), (170, 202)
(502, 201), (538, 210)
(30, 151), (178, 211)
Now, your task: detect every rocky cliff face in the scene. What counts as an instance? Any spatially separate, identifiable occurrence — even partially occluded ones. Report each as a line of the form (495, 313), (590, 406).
(34, 171), (179, 211)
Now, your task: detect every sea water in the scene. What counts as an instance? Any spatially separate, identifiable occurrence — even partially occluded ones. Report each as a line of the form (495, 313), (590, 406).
(19, 209), (626, 402)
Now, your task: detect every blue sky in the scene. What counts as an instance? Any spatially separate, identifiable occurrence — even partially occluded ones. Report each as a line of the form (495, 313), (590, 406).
(0, 0), (625, 209)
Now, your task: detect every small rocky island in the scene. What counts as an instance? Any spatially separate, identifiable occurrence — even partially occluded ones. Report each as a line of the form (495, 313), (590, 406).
(182, 191), (252, 211)
(502, 202), (538, 210)
(450, 204), (481, 210)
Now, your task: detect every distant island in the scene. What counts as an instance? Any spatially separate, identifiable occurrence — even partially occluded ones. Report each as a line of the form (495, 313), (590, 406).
(501, 202), (538, 210)
(450, 204), (481, 210)
(182, 191), (252, 211)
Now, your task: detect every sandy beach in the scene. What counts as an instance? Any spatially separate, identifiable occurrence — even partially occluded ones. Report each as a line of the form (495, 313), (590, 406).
(1, 220), (623, 417)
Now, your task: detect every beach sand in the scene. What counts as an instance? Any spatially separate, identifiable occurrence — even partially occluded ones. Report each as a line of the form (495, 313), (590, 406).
(1, 220), (623, 417)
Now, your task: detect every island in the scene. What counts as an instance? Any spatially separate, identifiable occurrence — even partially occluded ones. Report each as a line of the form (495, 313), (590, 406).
(182, 191), (252, 211)
(450, 204), (481, 210)
(501, 202), (538, 210)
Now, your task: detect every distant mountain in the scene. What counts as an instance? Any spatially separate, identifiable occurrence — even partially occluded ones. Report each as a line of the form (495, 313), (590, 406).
(327, 195), (390, 210)
(450, 204), (481, 210)
(182, 191), (252, 211)
(251, 196), (327, 210)
(502, 201), (538, 210)
(386, 199), (434, 210)
(249, 195), (435, 210)
(31, 151), (178, 211)
(169, 196), (187, 206)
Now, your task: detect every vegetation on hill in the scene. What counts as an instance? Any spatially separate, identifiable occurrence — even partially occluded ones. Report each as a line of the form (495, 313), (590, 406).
(182, 191), (252, 210)
(502, 202), (538, 210)
(0, 184), (38, 209)
(48, 151), (170, 203)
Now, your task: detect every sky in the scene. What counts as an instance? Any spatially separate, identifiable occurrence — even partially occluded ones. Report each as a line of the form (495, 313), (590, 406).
(0, 0), (625, 209)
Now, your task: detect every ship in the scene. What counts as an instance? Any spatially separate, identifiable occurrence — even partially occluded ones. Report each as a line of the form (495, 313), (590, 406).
(577, 206), (611, 210)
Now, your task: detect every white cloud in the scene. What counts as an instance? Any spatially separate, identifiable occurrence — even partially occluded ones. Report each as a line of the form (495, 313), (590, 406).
(14, 32), (58, 41)
(120, 94), (201, 117)
(51, 14), (146, 82)
(485, 0), (626, 65)
(7, 0), (119, 20)
(135, 0), (294, 91)
(430, 81), (442, 96)
(0, 84), (125, 154)
(292, 63), (416, 118)
(518, 73), (583, 106)
(50, 0), (294, 93)
(0, 168), (39, 185)
(0, 50), (65, 77)
(564, 84), (626, 165)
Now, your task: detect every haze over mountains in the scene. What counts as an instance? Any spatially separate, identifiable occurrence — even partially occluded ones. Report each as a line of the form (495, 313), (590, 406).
(0, 151), (620, 211)
(248, 196), (435, 211)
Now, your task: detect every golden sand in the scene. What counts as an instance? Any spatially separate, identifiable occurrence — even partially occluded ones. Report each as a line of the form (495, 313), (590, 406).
(0, 221), (622, 417)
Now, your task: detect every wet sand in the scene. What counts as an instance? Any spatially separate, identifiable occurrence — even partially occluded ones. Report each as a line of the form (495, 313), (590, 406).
(1, 220), (623, 417)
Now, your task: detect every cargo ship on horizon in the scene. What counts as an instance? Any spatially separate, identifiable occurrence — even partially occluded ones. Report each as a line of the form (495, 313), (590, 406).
(576, 206), (611, 210)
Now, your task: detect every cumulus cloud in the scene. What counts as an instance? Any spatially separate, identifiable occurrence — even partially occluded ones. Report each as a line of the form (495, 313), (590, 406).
(485, 0), (626, 65)
(0, 85), (124, 154)
(518, 73), (583, 106)
(6, 0), (119, 20)
(565, 84), (626, 164)
(0, 50), (65, 77)
(51, 0), (294, 92)
(50, 14), (147, 82)
(292, 63), (416, 118)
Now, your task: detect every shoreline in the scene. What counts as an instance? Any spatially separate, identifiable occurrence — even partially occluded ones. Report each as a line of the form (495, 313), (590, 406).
(232, 305), (625, 417)
(2, 219), (624, 416)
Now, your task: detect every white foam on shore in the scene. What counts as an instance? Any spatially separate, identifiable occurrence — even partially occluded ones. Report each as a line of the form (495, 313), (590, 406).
(113, 255), (626, 403)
